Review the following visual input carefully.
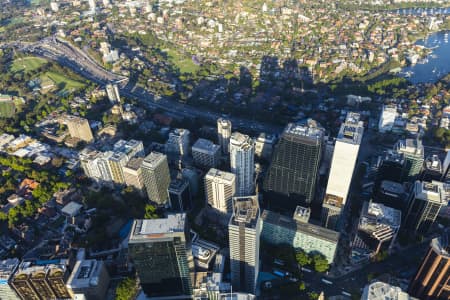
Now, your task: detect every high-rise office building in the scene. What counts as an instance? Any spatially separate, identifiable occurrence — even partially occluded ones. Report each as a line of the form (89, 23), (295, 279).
(108, 151), (128, 184)
(254, 133), (276, 160)
(105, 83), (120, 103)
(0, 258), (20, 300)
(192, 138), (221, 169)
(66, 259), (110, 300)
(230, 132), (255, 197)
(204, 168), (236, 214)
(168, 179), (192, 212)
(375, 150), (405, 191)
(261, 208), (339, 264)
(128, 214), (195, 298)
(141, 152), (171, 206)
(66, 115), (94, 143)
(79, 148), (102, 181)
(395, 139), (424, 182)
(229, 196), (260, 294)
(352, 201), (401, 256)
(323, 112), (363, 229)
(378, 104), (397, 133)
(264, 121), (324, 211)
(217, 118), (231, 155)
(408, 232), (450, 300)
(165, 128), (190, 158)
(374, 180), (409, 213)
(122, 157), (145, 194)
(405, 181), (446, 234)
(97, 151), (114, 183)
(113, 139), (144, 159)
(11, 261), (71, 300)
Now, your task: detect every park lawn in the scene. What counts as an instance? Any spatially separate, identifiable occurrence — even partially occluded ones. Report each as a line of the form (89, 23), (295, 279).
(40, 71), (85, 93)
(0, 101), (15, 118)
(164, 49), (199, 74)
(11, 56), (48, 73)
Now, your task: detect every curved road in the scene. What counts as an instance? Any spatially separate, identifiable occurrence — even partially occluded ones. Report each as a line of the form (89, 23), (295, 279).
(7, 38), (283, 135)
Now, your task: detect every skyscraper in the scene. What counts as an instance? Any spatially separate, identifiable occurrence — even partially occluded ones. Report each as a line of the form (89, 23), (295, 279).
(409, 232), (450, 300)
(165, 128), (190, 159)
(168, 179), (192, 212)
(204, 168), (236, 214)
(107, 151), (128, 184)
(122, 157), (145, 194)
(264, 120), (324, 211)
(404, 181), (446, 234)
(192, 138), (221, 169)
(217, 118), (231, 155)
(66, 258), (110, 300)
(66, 115), (94, 143)
(229, 196), (260, 294)
(395, 138), (424, 182)
(352, 201), (401, 256)
(230, 132), (255, 196)
(375, 150), (405, 191)
(0, 258), (20, 300)
(363, 281), (416, 300)
(128, 214), (195, 298)
(141, 152), (171, 206)
(323, 112), (363, 229)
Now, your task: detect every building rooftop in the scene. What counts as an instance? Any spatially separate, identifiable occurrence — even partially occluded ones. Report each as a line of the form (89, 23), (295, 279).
(256, 133), (276, 143)
(380, 180), (405, 195)
(395, 139), (424, 158)
(415, 181), (446, 204)
(169, 179), (189, 192)
(365, 201), (401, 228)
(431, 231), (450, 258)
(124, 157), (144, 171)
(284, 121), (324, 140)
(61, 201), (83, 217)
(230, 132), (253, 150)
(382, 150), (405, 165)
(130, 214), (187, 240)
(0, 258), (20, 281)
(425, 154), (442, 173)
(293, 206), (310, 223)
(66, 259), (105, 289)
(205, 168), (235, 182)
(142, 152), (166, 169)
(337, 112), (364, 145)
(261, 210), (340, 243)
(217, 118), (231, 128)
(230, 196), (259, 228)
(362, 281), (414, 300)
(192, 138), (220, 153)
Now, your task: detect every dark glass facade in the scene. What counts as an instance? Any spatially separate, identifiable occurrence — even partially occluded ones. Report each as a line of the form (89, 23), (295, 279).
(264, 129), (322, 212)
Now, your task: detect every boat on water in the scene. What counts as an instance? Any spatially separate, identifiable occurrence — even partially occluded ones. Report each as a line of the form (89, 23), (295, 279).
(403, 71), (414, 78)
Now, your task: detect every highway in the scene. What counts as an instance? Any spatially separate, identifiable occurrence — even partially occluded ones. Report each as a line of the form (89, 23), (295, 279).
(8, 37), (283, 135)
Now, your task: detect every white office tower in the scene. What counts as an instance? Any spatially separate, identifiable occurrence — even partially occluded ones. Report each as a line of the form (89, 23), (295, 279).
(217, 118), (232, 155)
(88, 0), (96, 12)
(105, 83), (120, 103)
(141, 152), (171, 205)
(230, 132), (255, 196)
(378, 104), (397, 133)
(205, 168), (236, 214)
(229, 196), (260, 294)
(79, 148), (102, 180)
(192, 138), (221, 169)
(50, 2), (59, 12)
(323, 112), (364, 229)
(254, 133), (276, 160)
(165, 128), (190, 158)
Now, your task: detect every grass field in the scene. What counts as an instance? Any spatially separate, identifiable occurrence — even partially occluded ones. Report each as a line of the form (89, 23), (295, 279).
(40, 71), (85, 93)
(0, 101), (15, 118)
(164, 49), (199, 74)
(11, 56), (48, 73)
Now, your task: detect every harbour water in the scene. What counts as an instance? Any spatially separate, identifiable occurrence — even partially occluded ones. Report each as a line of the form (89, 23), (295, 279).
(399, 30), (450, 84)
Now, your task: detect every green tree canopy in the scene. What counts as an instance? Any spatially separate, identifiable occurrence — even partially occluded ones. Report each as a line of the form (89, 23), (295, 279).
(115, 277), (137, 300)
